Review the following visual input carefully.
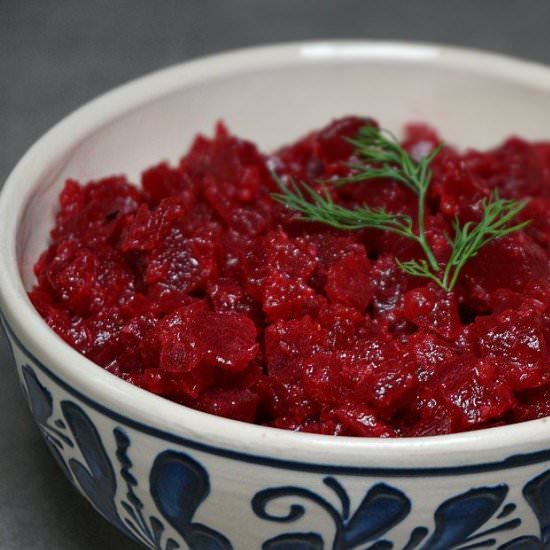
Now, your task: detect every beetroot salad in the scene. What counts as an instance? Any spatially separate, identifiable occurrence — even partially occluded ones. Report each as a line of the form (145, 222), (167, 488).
(29, 117), (550, 437)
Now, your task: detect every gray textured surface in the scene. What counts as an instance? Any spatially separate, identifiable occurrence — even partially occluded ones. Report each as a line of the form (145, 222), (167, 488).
(2, 1), (550, 548)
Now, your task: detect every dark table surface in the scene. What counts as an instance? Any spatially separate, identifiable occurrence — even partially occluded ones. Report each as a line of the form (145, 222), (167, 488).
(2, 1), (550, 548)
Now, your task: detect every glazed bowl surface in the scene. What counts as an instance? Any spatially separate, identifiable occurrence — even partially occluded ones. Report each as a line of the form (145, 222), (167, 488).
(3, 41), (550, 549)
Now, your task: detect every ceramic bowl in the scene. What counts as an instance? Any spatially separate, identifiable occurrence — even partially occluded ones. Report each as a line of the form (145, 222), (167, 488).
(3, 41), (550, 549)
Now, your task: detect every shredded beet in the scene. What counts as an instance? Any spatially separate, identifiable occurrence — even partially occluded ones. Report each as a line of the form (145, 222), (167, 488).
(29, 117), (550, 436)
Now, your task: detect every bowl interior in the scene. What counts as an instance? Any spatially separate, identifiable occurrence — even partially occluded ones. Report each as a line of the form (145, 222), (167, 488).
(18, 42), (550, 289)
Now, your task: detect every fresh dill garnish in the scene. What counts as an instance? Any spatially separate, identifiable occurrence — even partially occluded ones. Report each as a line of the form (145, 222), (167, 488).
(271, 124), (530, 292)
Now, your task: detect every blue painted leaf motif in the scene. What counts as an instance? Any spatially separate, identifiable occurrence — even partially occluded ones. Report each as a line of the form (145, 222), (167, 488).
(150, 450), (231, 549)
(61, 400), (125, 534)
(22, 364), (53, 423)
(21, 365), (73, 481)
(150, 450), (210, 528)
(419, 485), (508, 550)
(402, 527), (429, 550)
(262, 532), (324, 549)
(253, 479), (412, 549)
(339, 482), (410, 548)
(523, 469), (550, 545)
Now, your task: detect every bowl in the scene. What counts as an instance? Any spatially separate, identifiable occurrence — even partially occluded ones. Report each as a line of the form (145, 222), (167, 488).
(3, 41), (550, 549)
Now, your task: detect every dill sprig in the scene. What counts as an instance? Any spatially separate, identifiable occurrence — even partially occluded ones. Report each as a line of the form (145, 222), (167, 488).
(271, 124), (530, 292)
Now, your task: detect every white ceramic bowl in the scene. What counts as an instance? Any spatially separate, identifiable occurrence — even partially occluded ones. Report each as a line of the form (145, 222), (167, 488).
(2, 41), (550, 549)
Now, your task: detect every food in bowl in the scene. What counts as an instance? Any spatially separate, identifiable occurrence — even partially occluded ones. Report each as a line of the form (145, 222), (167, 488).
(29, 115), (550, 437)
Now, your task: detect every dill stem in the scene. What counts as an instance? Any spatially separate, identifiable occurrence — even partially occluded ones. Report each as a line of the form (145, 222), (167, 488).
(416, 187), (440, 274)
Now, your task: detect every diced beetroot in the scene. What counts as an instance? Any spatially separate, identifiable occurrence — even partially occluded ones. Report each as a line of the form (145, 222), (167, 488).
(145, 225), (219, 294)
(342, 341), (417, 413)
(42, 241), (96, 315)
(119, 313), (160, 370)
(207, 278), (260, 318)
(403, 284), (461, 339)
(158, 302), (258, 373)
(273, 116), (371, 180)
(510, 386), (550, 422)
(134, 365), (217, 400)
(472, 305), (549, 390)
(194, 388), (260, 422)
(430, 150), (490, 223)
(404, 331), (459, 382)
(461, 233), (550, 309)
(52, 176), (143, 245)
(301, 351), (347, 406)
(331, 405), (397, 437)
(40, 240), (135, 316)
(265, 316), (327, 385)
(325, 247), (372, 312)
(242, 230), (321, 320)
(142, 162), (196, 206)
(81, 307), (125, 367)
(430, 356), (516, 431)
(520, 197), (550, 249)
(29, 118), (550, 437)
(262, 272), (323, 321)
(120, 197), (189, 253)
(369, 255), (411, 324)
(464, 137), (549, 199)
(316, 116), (371, 162)
(318, 303), (371, 349)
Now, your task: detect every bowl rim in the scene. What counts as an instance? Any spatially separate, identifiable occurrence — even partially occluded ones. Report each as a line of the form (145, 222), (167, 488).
(4, 39), (550, 467)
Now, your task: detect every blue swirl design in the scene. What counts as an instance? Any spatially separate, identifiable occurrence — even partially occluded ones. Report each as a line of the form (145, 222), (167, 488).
(149, 450), (232, 549)
(498, 468), (550, 549)
(21, 364), (73, 481)
(114, 428), (180, 549)
(253, 477), (410, 549)
(60, 400), (138, 542)
(21, 364), (231, 550)
(253, 477), (522, 549)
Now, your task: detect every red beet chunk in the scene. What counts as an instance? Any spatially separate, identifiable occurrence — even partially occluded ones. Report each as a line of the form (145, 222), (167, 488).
(318, 303), (371, 349)
(193, 387), (260, 422)
(432, 356), (516, 431)
(429, 149), (490, 224)
(464, 137), (550, 199)
(144, 225), (219, 294)
(243, 230), (321, 320)
(325, 247), (373, 312)
(37, 240), (136, 316)
(120, 198), (190, 253)
(471, 304), (549, 390)
(403, 284), (461, 340)
(142, 162), (196, 206)
(346, 342), (417, 413)
(404, 331), (459, 383)
(159, 302), (258, 374)
(52, 177), (143, 245)
(460, 233), (550, 310)
(331, 406), (397, 437)
(510, 386), (550, 422)
(274, 116), (369, 179)
(265, 315), (327, 385)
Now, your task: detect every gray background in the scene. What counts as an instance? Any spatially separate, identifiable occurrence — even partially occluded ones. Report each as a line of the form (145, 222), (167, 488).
(2, 1), (550, 548)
